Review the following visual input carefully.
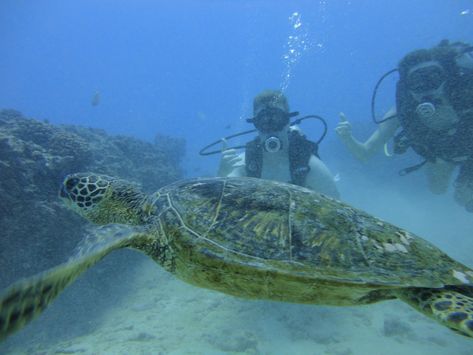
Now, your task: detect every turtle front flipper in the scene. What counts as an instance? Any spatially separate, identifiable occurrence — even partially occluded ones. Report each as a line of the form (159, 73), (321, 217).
(396, 287), (473, 337)
(0, 224), (149, 341)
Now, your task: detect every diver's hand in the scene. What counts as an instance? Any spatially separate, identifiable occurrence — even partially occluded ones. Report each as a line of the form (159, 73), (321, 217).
(335, 112), (353, 141)
(218, 149), (244, 176)
(217, 140), (244, 177)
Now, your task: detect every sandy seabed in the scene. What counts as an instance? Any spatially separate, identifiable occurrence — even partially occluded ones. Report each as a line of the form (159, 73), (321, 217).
(2, 257), (472, 355)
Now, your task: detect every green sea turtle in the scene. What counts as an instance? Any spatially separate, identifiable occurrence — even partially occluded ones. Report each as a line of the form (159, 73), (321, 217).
(1, 173), (473, 341)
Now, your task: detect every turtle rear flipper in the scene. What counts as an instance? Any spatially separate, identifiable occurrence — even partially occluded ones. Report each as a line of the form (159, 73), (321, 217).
(0, 224), (149, 341)
(397, 287), (473, 337)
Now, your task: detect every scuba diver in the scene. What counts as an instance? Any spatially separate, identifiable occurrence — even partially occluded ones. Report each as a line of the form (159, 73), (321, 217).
(204, 89), (339, 198)
(335, 39), (473, 212)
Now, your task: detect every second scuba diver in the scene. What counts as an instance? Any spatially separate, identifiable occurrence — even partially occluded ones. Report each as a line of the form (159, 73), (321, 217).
(336, 40), (473, 212)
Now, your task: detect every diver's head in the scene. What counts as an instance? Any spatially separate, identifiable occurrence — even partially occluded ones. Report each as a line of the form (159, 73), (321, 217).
(249, 90), (291, 134)
(398, 42), (463, 129)
(399, 43), (453, 101)
(406, 61), (448, 121)
(246, 90), (293, 153)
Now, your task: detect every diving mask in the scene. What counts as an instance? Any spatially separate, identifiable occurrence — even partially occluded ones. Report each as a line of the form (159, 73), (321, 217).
(247, 107), (292, 134)
(406, 65), (446, 94)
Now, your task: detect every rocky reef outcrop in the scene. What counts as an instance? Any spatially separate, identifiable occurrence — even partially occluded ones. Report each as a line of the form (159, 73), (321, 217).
(0, 109), (185, 288)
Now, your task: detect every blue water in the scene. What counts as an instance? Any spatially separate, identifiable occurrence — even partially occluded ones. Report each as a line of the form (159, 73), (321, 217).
(1, 1), (473, 353)
(2, 0), (472, 177)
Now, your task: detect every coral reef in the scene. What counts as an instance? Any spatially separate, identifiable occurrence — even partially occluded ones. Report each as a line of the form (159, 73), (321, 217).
(0, 109), (185, 288)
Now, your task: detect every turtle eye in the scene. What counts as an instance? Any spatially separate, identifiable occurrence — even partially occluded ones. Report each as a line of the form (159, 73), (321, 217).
(65, 177), (79, 192)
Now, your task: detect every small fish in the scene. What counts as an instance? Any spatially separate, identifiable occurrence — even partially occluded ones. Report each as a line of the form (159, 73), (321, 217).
(91, 91), (101, 106)
(461, 9), (470, 15)
(333, 173), (341, 182)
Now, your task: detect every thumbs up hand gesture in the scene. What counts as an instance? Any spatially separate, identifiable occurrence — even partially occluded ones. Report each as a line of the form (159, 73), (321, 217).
(335, 112), (353, 140)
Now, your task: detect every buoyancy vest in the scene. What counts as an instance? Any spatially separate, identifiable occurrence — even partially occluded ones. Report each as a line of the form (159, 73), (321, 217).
(245, 130), (319, 186)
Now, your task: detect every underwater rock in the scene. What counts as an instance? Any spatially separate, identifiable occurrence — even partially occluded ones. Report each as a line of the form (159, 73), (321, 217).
(0, 109), (185, 287)
(0, 110), (185, 353)
(154, 133), (186, 167)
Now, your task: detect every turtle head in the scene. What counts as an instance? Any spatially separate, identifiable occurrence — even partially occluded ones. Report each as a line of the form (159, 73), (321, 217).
(60, 173), (149, 225)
